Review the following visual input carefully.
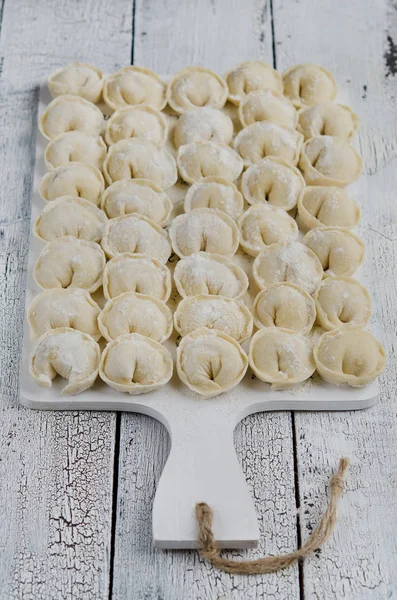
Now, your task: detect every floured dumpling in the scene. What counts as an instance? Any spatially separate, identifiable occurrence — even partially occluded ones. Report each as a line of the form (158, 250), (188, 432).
(103, 253), (171, 301)
(304, 227), (364, 277)
(299, 136), (363, 186)
(45, 132), (107, 170)
(177, 141), (243, 184)
(101, 179), (172, 225)
(177, 328), (248, 398)
(169, 208), (239, 258)
(174, 252), (249, 299)
(297, 187), (360, 232)
(253, 241), (323, 295)
(253, 283), (316, 334)
(184, 176), (243, 220)
(283, 64), (337, 108)
(225, 61), (283, 105)
(48, 62), (104, 103)
(40, 162), (105, 206)
(99, 332), (173, 394)
(238, 203), (298, 256)
(249, 328), (315, 389)
(315, 277), (371, 330)
(103, 66), (167, 111)
(167, 67), (228, 113)
(34, 236), (106, 293)
(98, 292), (172, 343)
(27, 288), (101, 341)
(101, 214), (171, 262)
(241, 157), (305, 211)
(103, 139), (177, 189)
(173, 107), (233, 148)
(39, 95), (104, 141)
(314, 329), (385, 387)
(239, 89), (297, 129)
(297, 103), (359, 141)
(174, 295), (253, 343)
(105, 105), (168, 145)
(30, 327), (100, 394)
(233, 121), (303, 167)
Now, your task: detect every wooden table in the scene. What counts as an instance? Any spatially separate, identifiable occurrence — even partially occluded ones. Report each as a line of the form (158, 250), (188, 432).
(0, 0), (396, 598)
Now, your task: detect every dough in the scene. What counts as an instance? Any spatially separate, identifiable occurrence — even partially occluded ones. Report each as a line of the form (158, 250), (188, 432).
(238, 203), (298, 257)
(238, 89), (297, 129)
(48, 62), (104, 103)
(253, 283), (316, 334)
(282, 64), (337, 107)
(225, 61), (283, 105)
(233, 121), (303, 167)
(299, 136), (363, 186)
(297, 103), (359, 141)
(103, 66), (167, 111)
(40, 162), (105, 206)
(177, 141), (243, 183)
(297, 187), (360, 232)
(304, 227), (364, 277)
(315, 276), (371, 330)
(105, 105), (168, 145)
(45, 132), (107, 170)
(39, 95), (104, 140)
(173, 107), (233, 148)
(184, 176), (244, 220)
(101, 179), (172, 225)
(167, 67), (228, 113)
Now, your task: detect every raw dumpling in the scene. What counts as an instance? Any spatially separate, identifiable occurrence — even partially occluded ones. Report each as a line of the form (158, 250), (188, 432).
(34, 236), (106, 293)
(233, 121), (303, 167)
(34, 197), (108, 243)
(249, 327), (315, 389)
(174, 295), (253, 343)
(174, 252), (249, 299)
(103, 253), (171, 301)
(315, 276), (371, 330)
(304, 227), (364, 277)
(297, 103), (359, 141)
(299, 136), (363, 186)
(241, 157), (305, 211)
(99, 333), (173, 394)
(167, 67), (228, 113)
(225, 61), (283, 105)
(177, 141), (243, 184)
(253, 283), (316, 334)
(238, 89), (297, 129)
(169, 208), (239, 258)
(253, 241), (323, 295)
(103, 66), (167, 111)
(39, 95), (104, 141)
(101, 179), (172, 225)
(177, 328), (248, 398)
(40, 162), (105, 206)
(98, 292), (172, 342)
(297, 187), (360, 232)
(101, 214), (171, 262)
(27, 288), (101, 341)
(105, 105), (168, 145)
(30, 327), (100, 394)
(184, 176), (243, 220)
(45, 132), (107, 170)
(173, 107), (233, 148)
(314, 329), (385, 387)
(282, 64), (337, 108)
(238, 203), (298, 257)
(48, 62), (104, 103)
(103, 139), (177, 189)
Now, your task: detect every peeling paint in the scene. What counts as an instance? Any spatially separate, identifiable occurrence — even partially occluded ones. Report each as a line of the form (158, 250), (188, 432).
(385, 35), (397, 77)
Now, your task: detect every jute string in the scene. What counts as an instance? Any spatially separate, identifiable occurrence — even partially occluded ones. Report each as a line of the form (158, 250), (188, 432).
(195, 457), (349, 575)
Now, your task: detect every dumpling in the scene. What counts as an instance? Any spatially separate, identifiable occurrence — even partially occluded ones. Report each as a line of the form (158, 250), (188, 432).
(304, 227), (364, 277)
(282, 64), (337, 108)
(238, 203), (298, 257)
(253, 283), (316, 334)
(173, 107), (233, 148)
(27, 289), (101, 341)
(315, 276), (371, 330)
(314, 329), (386, 387)
(174, 295), (253, 343)
(184, 176), (243, 220)
(177, 141), (243, 184)
(103, 66), (167, 111)
(103, 253), (171, 301)
(99, 333), (173, 394)
(177, 328), (248, 398)
(238, 89), (297, 129)
(98, 292), (172, 342)
(48, 62), (104, 103)
(233, 121), (303, 167)
(34, 197), (108, 243)
(297, 187), (360, 232)
(30, 327), (100, 394)
(101, 179), (172, 225)
(40, 163), (105, 206)
(34, 236), (106, 293)
(241, 157), (305, 211)
(253, 241), (323, 295)
(299, 136), (363, 186)
(174, 252), (249, 299)
(45, 132), (107, 170)
(297, 103), (359, 141)
(169, 208), (239, 258)
(249, 328), (315, 389)
(105, 105), (168, 145)
(101, 214), (171, 262)
(39, 95), (104, 141)
(103, 139), (177, 189)
(167, 67), (228, 113)
(225, 61), (283, 105)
